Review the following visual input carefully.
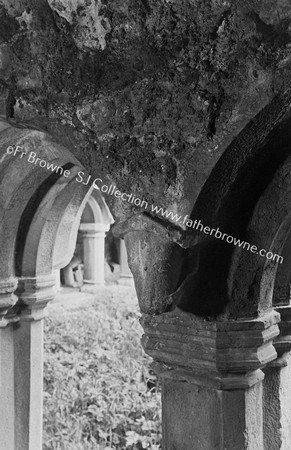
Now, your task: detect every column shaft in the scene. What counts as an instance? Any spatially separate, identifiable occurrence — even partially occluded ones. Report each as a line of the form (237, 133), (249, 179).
(14, 319), (44, 450)
(14, 274), (56, 450)
(0, 324), (15, 450)
(263, 305), (291, 449)
(162, 378), (263, 450)
(119, 239), (132, 278)
(80, 223), (108, 285)
(0, 278), (18, 450)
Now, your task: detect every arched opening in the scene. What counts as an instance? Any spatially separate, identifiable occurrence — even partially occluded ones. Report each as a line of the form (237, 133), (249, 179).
(229, 153), (291, 319)
(2, 103), (291, 448)
(0, 119), (141, 449)
(273, 229), (291, 306)
(59, 190), (133, 288)
(0, 120), (97, 449)
(172, 108), (291, 318)
(138, 108), (291, 449)
(0, 118), (159, 450)
(61, 192), (114, 287)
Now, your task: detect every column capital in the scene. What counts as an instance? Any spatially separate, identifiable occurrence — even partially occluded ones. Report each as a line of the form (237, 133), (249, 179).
(268, 305), (291, 367)
(141, 309), (280, 390)
(79, 223), (109, 235)
(0, 278), (18, 327)
(16, 274), (57, 321)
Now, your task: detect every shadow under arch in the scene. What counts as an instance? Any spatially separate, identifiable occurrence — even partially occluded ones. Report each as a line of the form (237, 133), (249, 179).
(229, 153), (291, 319)
(273, 228), (291, 306)
(175, 98), (291, 318)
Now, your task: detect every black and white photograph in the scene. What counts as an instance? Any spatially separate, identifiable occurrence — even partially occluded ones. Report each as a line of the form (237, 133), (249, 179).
(0, 1), (291, 449)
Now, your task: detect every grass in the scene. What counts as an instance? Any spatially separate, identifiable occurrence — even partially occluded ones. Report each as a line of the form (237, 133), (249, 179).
(43, 287), (162, 450)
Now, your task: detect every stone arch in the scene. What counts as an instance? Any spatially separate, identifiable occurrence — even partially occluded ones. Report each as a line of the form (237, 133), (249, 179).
(0, 121), (93, 280)
(1, 107), (291, 449)
(16, 168), (92, 278)
(273, 228), (291, 306)
(138, 109), (291, 449)
(76, 192), (133, 286)
(229, 154), (291, 319)
(171, 103), (291, 318)
(77, 191), (114, 285)
(0, 120), (106, 450)
(81, 194), (113, 226)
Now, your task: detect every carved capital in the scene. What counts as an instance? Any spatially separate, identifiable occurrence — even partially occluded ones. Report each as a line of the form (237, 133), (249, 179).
(15, 274), (57, 321)
(268, 305), (291, 368)
(141, 309), (280, 390)
(112, 213), (198, 248)
(0, 278), (18, 327)
(79, 223), (109, 235)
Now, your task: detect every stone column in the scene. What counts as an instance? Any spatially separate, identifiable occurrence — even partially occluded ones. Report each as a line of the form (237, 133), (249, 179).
(141, 309), (280, 450)
(263, 305), (291, 450)
(119, 239), (133, 284)
(0, 278), (18, 450)
(54, 269), (61, 291)
(80, 223), (109, 285)
(14, 274), (56, 450)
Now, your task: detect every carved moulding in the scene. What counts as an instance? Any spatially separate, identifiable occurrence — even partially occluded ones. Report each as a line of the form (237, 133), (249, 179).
(15, 274), (57, 321)
(268, 306), (291, 368)
(141, 309), (280, 390)
(0, 278), (19, 327)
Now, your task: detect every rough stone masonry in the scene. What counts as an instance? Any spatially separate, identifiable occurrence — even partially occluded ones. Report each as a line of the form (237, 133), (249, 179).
(1, 0), (291, 317)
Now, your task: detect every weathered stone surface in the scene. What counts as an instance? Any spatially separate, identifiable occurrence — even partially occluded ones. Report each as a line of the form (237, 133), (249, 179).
(1, 0), (291, 316)
(0, 278), (18, 325)
(1, 4), (291, 449)
(1, 0), (291, 214)
(141, 309), (280, 388)
(162, 378), (264, 450)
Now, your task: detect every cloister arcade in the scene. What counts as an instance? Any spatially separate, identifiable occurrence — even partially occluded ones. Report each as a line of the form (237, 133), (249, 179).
(0, 119), (133, 449)
(2, 0), (291, 447)
(1, 98), (291, 449)
(60, 190), (132, 288)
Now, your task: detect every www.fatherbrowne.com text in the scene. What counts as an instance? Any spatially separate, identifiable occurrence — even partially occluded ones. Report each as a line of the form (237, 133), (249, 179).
(6, 146), (284, 265)
(77, 173), (283, 265)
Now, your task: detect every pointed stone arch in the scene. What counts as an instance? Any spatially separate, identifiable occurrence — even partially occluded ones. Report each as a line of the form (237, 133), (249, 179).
(78, 191), (114, 285)
(0, 119), (108, 449)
